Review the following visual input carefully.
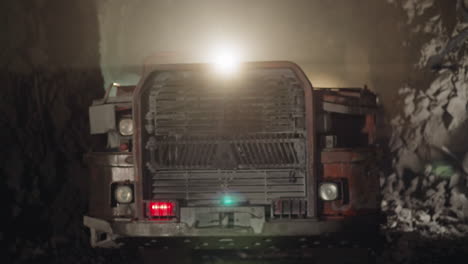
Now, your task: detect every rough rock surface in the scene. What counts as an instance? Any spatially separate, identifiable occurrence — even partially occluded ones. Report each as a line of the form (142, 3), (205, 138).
(0, 0), (111, 263)
(382, 0), (468, 240)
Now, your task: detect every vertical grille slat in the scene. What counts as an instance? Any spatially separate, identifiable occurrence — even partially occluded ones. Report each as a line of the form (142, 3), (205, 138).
(285, 142), (296, 164)
(197, 144), (205, 167)
(150, 135), (305, 169)
(255, 140), (266, 165)
(237, 143), (248, 165)
(243, 142), (256, 166)
(188, 144), (198, 167)
(252, 140), (263, 166)
(269, 142), (279, 165)
(259, 142), (271, 165)
(272, 141), (282, 164)
(179, 144), (189, 167)
(204, 144), (214, 166)
(192, 144), (201, 167)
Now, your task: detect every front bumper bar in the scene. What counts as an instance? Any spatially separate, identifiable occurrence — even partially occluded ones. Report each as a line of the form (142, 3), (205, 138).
(84, 214), (378, 248)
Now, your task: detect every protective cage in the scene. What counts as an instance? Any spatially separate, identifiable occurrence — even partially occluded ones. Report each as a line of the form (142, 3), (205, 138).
(136, 63), (314, 208)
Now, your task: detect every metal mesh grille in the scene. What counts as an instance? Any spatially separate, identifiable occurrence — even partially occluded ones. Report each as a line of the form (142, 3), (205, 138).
(144, 70), (305, 135)
(151, 169), (306, 205)
(146, 134), (304, 170)
(140, 68), (308, 204)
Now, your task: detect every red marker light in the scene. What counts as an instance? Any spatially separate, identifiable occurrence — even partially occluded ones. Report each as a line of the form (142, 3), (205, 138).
(148, 201), (176, 218)
(119, 143), (129, 151)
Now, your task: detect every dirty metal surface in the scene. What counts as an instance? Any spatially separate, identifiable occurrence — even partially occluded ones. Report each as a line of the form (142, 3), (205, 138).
(107, 215), (377, 237)
(151, 169), (306, 205)
(86, 153), (136, 219)
(320, 149), (380, 217)
(180, 206), (266, 233)
(144, 70), (305, 135)
(145, 134), (305, 170)
(139, 66), (308, 205)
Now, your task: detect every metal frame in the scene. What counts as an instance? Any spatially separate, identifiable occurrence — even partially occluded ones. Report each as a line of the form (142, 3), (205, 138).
(84, 214), (378, 239)
(132, 61), (317, 220)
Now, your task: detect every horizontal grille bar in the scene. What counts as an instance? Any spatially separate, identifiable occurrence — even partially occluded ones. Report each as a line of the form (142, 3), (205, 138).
(141, 69), (309, 204)
(151, 169), (306, 205)
(145, 71), (305, 135)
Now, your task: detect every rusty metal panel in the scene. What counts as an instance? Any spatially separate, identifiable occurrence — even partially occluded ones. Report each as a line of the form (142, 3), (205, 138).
(322, 102), (377, 115)
(316, 87), (377, 116)
(321, 149), (371, 164)
(320, 149), (379, 217)
(318, 87), (377, 107)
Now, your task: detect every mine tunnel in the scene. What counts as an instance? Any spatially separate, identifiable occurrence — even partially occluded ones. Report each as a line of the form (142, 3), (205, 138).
(2, 0), (468, 263)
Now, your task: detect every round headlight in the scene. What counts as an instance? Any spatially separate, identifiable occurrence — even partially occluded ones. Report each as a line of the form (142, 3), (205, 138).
(114, 185), (133, 204)
(119, 118), (133, 136)
(319, 183), (339, 201)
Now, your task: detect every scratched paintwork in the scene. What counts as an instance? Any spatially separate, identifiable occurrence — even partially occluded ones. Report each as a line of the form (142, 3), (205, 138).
(320, 149), (380, 217)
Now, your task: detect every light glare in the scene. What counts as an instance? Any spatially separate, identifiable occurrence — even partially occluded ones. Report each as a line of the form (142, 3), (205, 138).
(222, 195), (235, 206)
(211, 47), (240, 74)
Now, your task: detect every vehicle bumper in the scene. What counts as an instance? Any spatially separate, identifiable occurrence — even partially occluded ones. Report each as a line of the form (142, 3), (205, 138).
(83, 214), (379, 248)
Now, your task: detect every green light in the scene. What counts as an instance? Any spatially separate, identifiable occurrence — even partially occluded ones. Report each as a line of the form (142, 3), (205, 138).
(222, 195), (235, 206)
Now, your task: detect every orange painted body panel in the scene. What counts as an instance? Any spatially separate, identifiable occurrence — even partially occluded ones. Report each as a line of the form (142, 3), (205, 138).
(320, 149), (379, 217)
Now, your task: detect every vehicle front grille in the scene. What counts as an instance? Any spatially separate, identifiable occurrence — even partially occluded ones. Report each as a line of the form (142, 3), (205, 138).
(145, 134), (305, 170)
(139, 68), (308, 204)
(144, 71), (305, 135)
(151, 169), (306, 205)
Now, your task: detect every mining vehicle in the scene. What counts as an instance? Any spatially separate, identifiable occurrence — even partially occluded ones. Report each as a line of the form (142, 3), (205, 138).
(83, 61), (380, 251)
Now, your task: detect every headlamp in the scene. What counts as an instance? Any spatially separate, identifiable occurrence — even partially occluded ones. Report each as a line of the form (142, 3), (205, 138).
(114, 185), (133, 204)
(319, 182), (340, 201)
(118, 118), (133, 136)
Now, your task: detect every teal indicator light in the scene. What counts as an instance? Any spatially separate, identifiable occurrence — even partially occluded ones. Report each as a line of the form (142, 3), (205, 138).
(221, 195), (235, 206)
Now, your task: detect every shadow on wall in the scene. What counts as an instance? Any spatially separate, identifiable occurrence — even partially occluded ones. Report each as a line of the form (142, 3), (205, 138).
(0, 0), (104, 262)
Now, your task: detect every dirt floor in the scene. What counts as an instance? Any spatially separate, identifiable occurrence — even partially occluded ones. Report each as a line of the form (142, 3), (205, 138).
(16, 232), (468, 264)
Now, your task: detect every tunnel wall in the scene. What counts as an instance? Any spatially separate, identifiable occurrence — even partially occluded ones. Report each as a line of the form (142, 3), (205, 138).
(378, 0), (468, 237)
(0, 0), (104, 262)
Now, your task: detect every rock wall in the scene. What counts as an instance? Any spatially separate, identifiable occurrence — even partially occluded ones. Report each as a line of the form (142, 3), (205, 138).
(381, 0), (468, 237)
(0, 0), (104, 262)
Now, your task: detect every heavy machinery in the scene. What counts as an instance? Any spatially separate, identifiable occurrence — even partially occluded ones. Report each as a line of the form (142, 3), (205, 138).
(83, 61), (380, 250)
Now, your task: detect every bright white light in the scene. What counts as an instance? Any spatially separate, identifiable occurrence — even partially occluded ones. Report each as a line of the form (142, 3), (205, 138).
(211, 47), (241, 75)
(319, 183), (339, 201)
